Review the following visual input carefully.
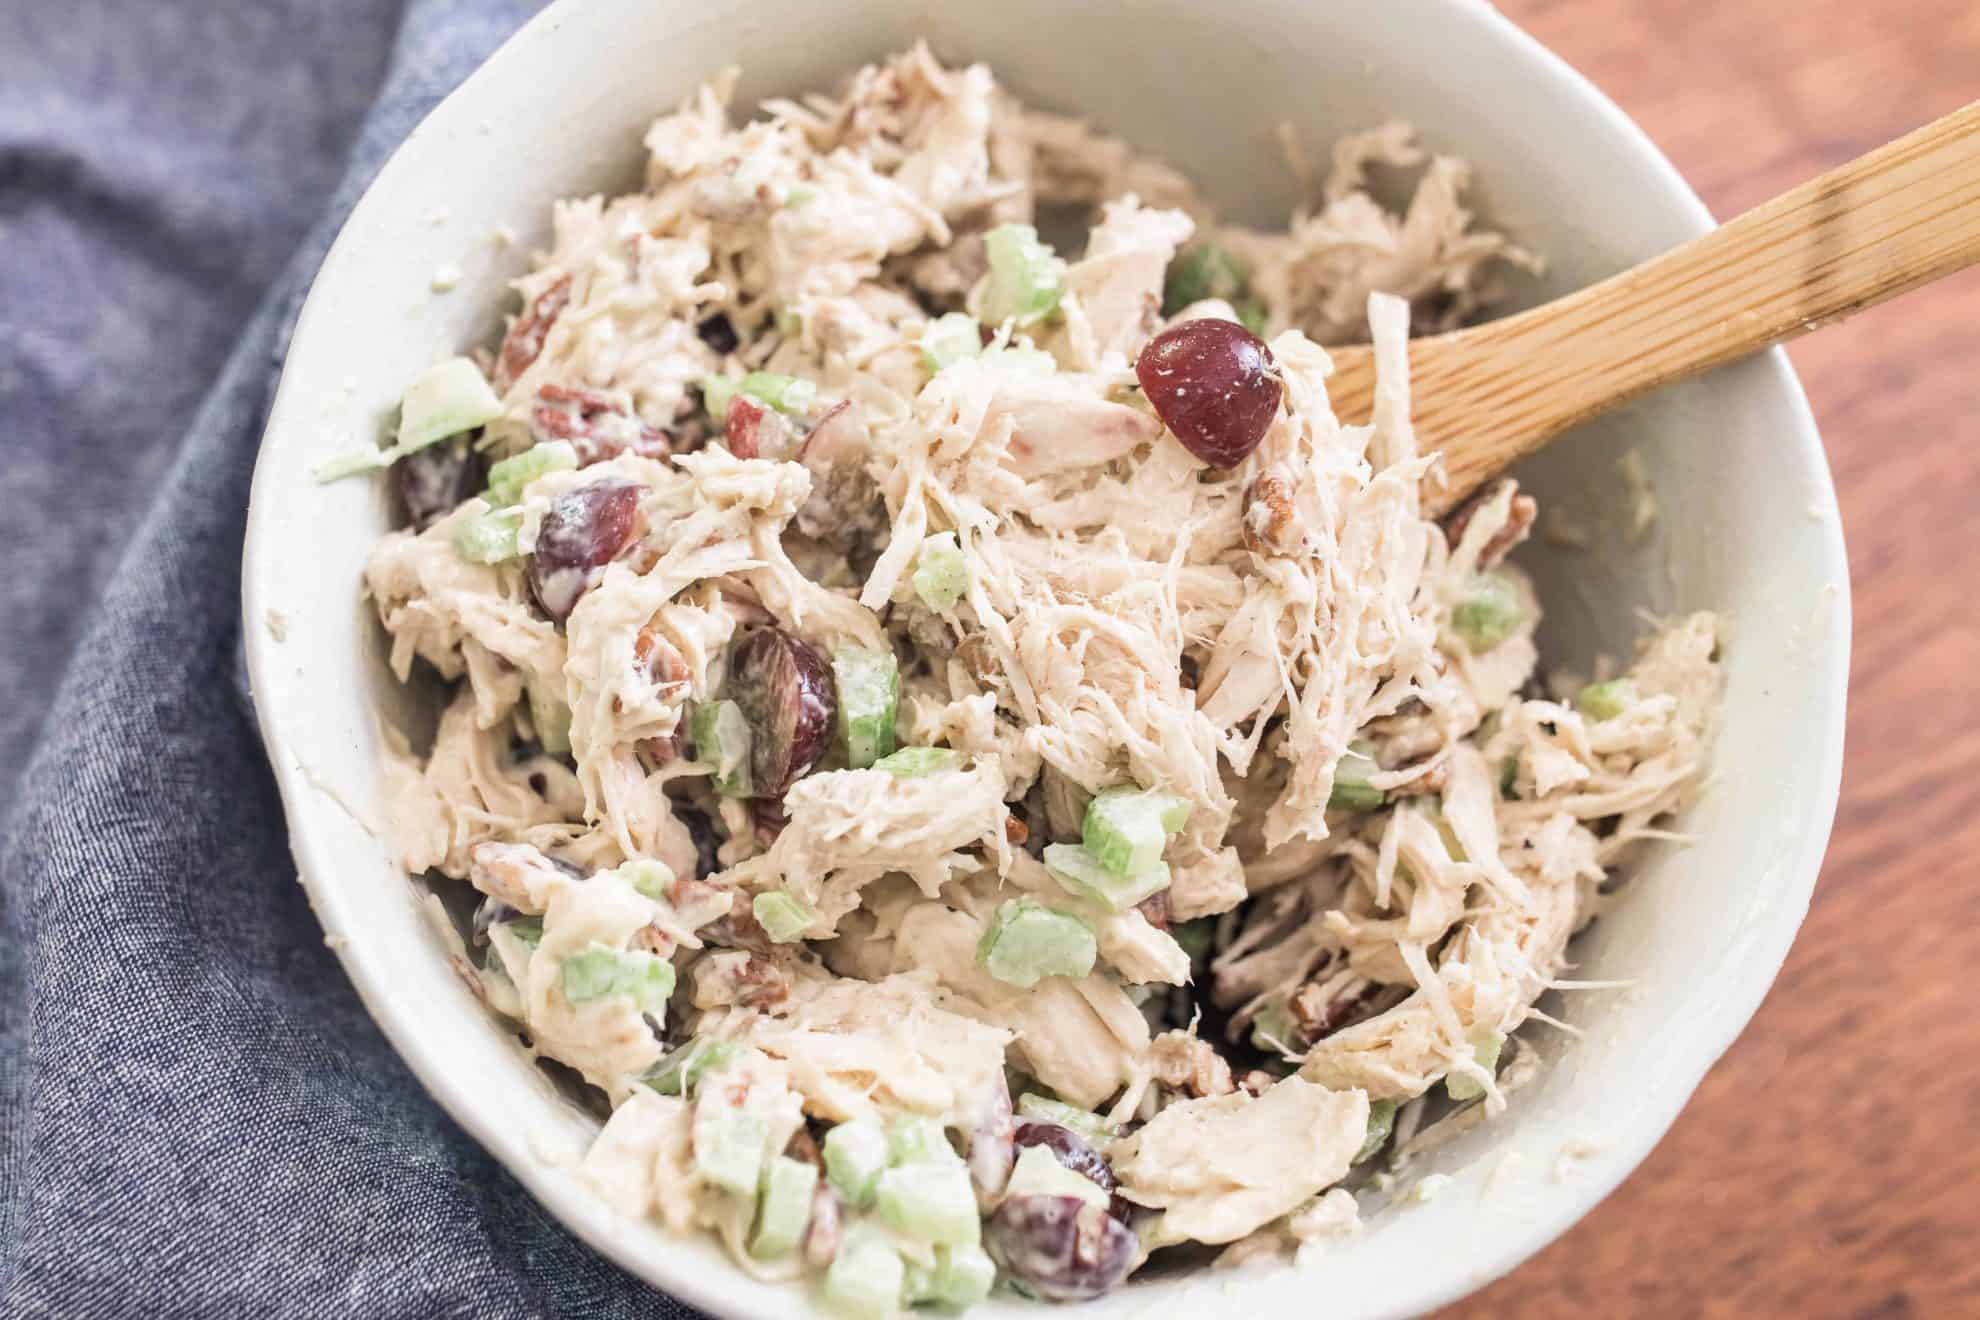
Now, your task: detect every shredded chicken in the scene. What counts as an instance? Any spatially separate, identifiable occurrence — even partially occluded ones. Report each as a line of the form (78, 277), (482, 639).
(1110, 1078), (1367, 1245)
(349, 45), (1722, 1309)
(701, 970), (1012, 1128)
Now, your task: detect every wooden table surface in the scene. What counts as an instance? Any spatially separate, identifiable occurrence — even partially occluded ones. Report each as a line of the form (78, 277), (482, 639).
(1442, 3), (1980, 1317)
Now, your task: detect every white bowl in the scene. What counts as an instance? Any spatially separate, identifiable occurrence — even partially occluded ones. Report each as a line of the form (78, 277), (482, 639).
(242, 0), (1851, 1314)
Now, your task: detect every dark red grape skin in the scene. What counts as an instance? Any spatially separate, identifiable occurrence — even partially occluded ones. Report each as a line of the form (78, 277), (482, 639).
(1134, 318), (1282, 468)
(1014, 1121), (1132, 1221)
(393, 438), (484, 532)
(986, 1194), (1137, 1301)
(528, 481), (642, 622)
(726, 628), (835, 797)
(696, 312), (740, 355)
(470, 897), (519, 945)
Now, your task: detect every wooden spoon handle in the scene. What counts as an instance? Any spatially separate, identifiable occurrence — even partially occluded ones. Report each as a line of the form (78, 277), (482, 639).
(1396, 101), (1980, 509)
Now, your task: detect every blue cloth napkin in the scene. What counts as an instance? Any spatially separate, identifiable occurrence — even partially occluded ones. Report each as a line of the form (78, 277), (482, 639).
(0, 3), (698, 1314)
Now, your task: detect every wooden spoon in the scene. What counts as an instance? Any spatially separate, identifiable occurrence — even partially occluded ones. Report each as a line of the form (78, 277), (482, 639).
(1323, 102), (1980, 515)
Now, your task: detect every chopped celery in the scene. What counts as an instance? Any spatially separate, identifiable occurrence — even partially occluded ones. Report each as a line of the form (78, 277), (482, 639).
(886, 1114), (957, 1167)
(753, 891), (815, 944)
(699, 374), (740, 423)
(750, 1155), (819, 1259)
(1249, 998), (1298, 1055)
(485, 440), (578, 506)
(976, 899), (1096, 989)
(1162, 244), (1249, 316)
(450, 506), (524, 563)
(1329, 743), (1385, 811)
(982, 223), (1066, 326)
(823, 1118), (889, 1209)
(640, 1037), (739, 1097)
(311, 445), (400, 483)
(783, 185), (816, 209)
(906, 1243), (996, 1310)
(912, 532), (969, 611)
(774, 307), (804, 339)
(559, 945), (676, 1017)
(691, 700), (753, 797)
(693, 1104), (769, 1198)
(314, 358), (504, 480)
(872, 746), (965, 777)
(1445, 1032), (1506, 1101)
(875, 1161), (980, 1247)
(559, 948), (628, 1002)
(1081, 787), (1190, 878)
(1451, 574), (1525, 653)
(1575, 678), (1638, 721)
(919, 313), (984, 372)
(824, 1231), (905, 1319)
(699, 364), (822, 421)
(1169, 919), (1215, 965)
(1005, 1144), (1109, 1210)
(619, 858), (676, 902)
(1499, 755), (1521, 800)
(1355, 1099), (1398, 1164)
(1016, 1094), (1115, 1147)
(832, 648), (900, 769)
(496, 917), (543, 948)
(740, 370), (817, 417)
(1236, 297), (1270, 337)
(984, 344), (1057, 376)
(1430, 807), (1468, 862)
(526, 677), (571, 757)
(1042, 842), (1170, 912)
(399, 357), (505, 453)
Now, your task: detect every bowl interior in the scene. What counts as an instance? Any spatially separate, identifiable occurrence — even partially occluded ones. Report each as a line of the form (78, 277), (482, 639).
(243, 1), (1850, 1316)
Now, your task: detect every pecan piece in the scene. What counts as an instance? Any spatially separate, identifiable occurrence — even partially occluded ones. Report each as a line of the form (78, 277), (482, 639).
(1241, 465), (1302, 557)
(1148, 1029), (1236, 1097)
(495, 274), (573, 391)
(954, 633), (999, 684)
(1289, 976), (1379, 1041)
(532, 383), (672, 464)
(1440, 477), (1537, 569)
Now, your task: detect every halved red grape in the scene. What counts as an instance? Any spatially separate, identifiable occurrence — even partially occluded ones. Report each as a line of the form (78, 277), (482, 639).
(727, 627), (835, 796)
(1014, 1123), (1118, 1193)
(1134, 318), (1282, 468)
(986, 1194), (1137, 1301)
(1014, 1121), (1131, 1221)
(723, 395), (796, 461)
(532, 384), (672, 464)
(528, 481), (642, 622)
(795, 400), (863, 469)
(393, 437), (484, 531)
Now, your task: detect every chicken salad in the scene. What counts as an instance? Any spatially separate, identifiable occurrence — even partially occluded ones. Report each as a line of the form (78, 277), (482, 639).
(326, 46), (1723, 1313)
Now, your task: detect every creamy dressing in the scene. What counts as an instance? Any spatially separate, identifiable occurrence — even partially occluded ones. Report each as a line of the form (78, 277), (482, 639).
(357, 44), (1722, 1314)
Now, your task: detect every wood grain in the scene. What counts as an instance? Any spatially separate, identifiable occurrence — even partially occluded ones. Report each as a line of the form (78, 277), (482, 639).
(1437, 2), (1980, 1316)
(1326, 101), (1980, 512)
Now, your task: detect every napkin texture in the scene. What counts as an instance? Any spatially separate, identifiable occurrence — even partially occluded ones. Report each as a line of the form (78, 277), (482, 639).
(0, 2), (697, 1314)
